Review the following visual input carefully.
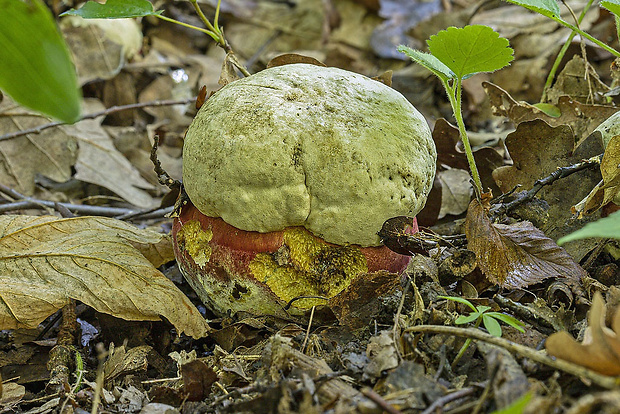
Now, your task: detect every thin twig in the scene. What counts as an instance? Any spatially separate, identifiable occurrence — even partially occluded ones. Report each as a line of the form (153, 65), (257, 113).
(0, 182), (173, 220)
(420, 386), (478, 414)
(0, 98), (195, 142)
(361, 388), (402, 414)
(489, 155), (602, 218)
(406, 325), (620, 389)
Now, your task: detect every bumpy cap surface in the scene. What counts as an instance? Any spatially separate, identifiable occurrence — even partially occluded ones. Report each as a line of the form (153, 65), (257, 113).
(183, 63), (436, 246)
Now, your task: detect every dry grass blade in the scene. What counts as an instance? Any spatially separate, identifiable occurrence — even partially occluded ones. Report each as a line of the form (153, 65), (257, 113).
(0, 215), (209, 338)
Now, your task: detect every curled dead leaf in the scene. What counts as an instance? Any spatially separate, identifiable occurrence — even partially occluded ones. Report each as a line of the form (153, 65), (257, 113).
(0, 215), (208, 338)
(546, 292), (620, 376)
(266, 53), (327, 69)
(464, 199), (586, 288)
(573, 135), (620, 216)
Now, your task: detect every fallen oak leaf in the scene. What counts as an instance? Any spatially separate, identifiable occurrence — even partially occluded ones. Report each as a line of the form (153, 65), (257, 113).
(465, 199), (586, 288)
(0, 215), (209, 338)
(546, 292), (620, 376)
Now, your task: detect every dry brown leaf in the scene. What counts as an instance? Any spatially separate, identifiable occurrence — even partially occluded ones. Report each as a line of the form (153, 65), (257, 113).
(437, 169), (472, 219)
(266, 53), (326, 69)
(219, 52), (242, 86)
(574, 135), (620, 216)
(64, 100), (157, 208)
(0, 215), (208, 338)
(484, 81), (618, 141)
(546, 292), (620, 376)
(0, 98), (77, 196)
(465, 199), (587, 288)
(492, 119), (603, 260)
(61, 17), (141, 85)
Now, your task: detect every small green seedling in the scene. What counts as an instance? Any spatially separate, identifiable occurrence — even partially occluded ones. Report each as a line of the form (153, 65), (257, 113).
(399, 25), (513, 197)
(62, 0), (225, 48)
(439, 295), (525, 368)
(504, 0), (620, 58)
(503, 0), (620, 101)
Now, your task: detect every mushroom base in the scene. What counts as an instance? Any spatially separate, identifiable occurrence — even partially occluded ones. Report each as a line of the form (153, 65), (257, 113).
(172, 200), (415, 319)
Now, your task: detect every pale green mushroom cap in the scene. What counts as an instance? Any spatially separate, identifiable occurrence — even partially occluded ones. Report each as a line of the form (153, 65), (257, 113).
(182, 63), (436, 246)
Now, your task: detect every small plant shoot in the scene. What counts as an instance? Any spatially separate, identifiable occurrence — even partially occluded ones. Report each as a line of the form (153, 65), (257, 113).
(63, 0), (230, 50)
(399, 25), (513, 196)
(503, 0), (620, 58)
(439, 296), (525, 367)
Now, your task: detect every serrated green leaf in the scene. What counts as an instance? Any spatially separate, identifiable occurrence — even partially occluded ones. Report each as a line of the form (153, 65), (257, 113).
(438, 295), (477, 312)
(61, 0), (162, 19)
(455, 313), (480, 325)
(502, 0), (560, 18)
(483, 314), (503, 337)
(0, 0), (81, 123)
(486, 312), (526, 332)
(427, 26), (514, 79)
(397, 45), (455, 81)
(558, 210), (620, 244)
(602, 0), (620, 18)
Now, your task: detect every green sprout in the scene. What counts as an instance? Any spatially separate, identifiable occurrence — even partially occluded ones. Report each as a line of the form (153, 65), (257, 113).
(61, 0), (250, 76)
(398, 25), (513, 197)
(502, 0), (620, 102)
(439, 295), (525, 368)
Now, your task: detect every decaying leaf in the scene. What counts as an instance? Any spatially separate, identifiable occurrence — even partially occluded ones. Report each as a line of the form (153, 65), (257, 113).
(546, 292), (620, 376)
(573, 135), (620, 216)
(0, 215), (209, 338)
(0, 98), (77, 196)
(492, 119), (604, 260)
(266, 53), (326, 69)
(218, 51), (242, 86)
(437, 168), (473, 218)
(65, 99), (157, 208)
(464, 199), (587, 288)
(484, 81), (618, 141)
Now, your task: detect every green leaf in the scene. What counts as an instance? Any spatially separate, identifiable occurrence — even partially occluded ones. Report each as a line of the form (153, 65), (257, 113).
(490, 393), (532, 414)
(483, 314), (503, 337)
(502, 0), (560, 19)
(558, 210), (620, 244)
(438, 295), (477, 312)
(475, 305), (492, 314)
(397, 45), (455, 81)
(0, 0), (81, 123)
(455, 313), (480, 325)
(61, 0), (163, 19)
(532, 102), (561, 118)
(427, 26), (514, 79)
(486, 312), (526, 333)
(603, 0), (620, 18)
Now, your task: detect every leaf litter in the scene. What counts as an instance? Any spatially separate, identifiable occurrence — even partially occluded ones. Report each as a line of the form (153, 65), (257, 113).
(3, 1), (620, 413)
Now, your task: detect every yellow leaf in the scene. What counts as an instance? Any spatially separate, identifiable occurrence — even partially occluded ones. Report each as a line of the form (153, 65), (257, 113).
(0, 215), (208, 338)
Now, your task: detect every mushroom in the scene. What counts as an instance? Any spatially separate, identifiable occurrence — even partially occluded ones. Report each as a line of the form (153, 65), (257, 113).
(172, 63), (436, 319)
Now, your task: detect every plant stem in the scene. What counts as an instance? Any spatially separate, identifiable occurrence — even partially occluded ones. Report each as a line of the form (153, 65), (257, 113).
(443, 78), (483, 197)
(189, 0), (226, 47)
(541, 0), (594, 102)
(451, 318), (481, 369)
(557, 18), (620, 58)
(155, 14), (219, 41)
